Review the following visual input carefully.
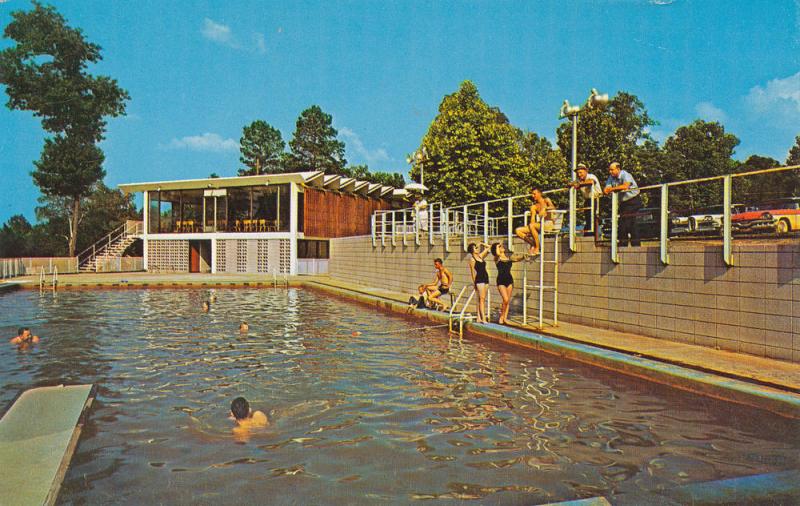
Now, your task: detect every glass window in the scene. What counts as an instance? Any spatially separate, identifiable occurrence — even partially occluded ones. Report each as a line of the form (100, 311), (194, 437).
(298, 239), (329, 259)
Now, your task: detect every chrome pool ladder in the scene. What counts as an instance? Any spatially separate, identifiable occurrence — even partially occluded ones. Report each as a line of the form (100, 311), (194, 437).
(448, 286), (476, 338)
(272, 270), (288, 288)
(522, 211), (563, 329)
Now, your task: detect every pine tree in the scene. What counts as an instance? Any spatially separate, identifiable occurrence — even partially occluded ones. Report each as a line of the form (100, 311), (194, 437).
(285, 105), (347, 174)
(238, 120), (285, 175)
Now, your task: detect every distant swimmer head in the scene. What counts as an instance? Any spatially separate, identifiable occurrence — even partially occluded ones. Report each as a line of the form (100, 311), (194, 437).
(202, 301), (210, 312)
(239, 322), (249, 332)
(210, 294), (217, 303)
(231, 396), (250, 420)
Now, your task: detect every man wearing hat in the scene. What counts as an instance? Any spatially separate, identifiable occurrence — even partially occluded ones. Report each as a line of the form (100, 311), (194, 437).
(570, 163), (602, 235)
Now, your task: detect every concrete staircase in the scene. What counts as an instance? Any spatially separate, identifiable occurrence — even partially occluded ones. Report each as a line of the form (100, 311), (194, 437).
(78, 221), (143, 273)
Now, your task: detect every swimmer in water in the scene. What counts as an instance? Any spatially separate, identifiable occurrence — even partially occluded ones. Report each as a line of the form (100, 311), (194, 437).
(230, 397), (268, 440)
(239, 322), (249, 333)
(210, 294), (217, 303)
(10, 327), (39, 347)
(202, 301), (210, 312)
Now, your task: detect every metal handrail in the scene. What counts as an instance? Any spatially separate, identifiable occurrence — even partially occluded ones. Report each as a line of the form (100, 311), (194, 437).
(77, 220), (143, 267)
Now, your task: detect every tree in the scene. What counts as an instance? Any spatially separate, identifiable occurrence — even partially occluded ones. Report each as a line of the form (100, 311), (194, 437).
(344, 164), (405, 187)
(739, 154), (799, 201)
(238, 120), (285, 175)
(0, 215), (34, 257)
(0, 2), (129, 256)
(518, 131), (569, 199)
(556, 92), (655, 186)
(416, 81), (532, 208)
(285, 105), (347, 174)
(787, 135), (800, 166)
(661, 120), (739, 209)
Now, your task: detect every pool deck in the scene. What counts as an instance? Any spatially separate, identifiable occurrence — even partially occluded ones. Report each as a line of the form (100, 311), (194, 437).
(5, 271), (800, 416)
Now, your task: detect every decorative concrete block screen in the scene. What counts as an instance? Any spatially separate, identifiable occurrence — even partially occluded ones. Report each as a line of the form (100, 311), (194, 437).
(147, 240), (189, 272)
(216, 239), (290, 274)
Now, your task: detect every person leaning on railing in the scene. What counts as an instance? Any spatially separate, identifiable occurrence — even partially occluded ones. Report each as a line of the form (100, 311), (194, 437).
(570, 163), (603, 235)
(603, 161), (642, 247)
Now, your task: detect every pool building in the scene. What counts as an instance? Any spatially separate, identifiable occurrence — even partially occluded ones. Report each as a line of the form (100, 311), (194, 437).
(119, 171), (404, 275)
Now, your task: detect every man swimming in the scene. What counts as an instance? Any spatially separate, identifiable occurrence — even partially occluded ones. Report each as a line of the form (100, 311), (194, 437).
(9, 327), (39, 346)
(230, 396), (268, 430)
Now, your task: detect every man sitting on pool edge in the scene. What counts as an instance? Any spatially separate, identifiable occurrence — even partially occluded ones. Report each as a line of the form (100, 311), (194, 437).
(230, 396), (268, 436)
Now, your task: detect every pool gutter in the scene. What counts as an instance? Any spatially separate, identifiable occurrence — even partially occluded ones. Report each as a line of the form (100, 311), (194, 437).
(305, 280), (800, 419)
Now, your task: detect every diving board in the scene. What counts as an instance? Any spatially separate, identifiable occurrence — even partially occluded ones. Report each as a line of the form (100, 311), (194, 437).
(0, 384), (95, 506)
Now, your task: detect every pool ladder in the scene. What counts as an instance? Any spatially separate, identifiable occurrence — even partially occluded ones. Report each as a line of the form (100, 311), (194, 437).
(522, 219), (560, 329)
(448, 286), (476, 338)
(272, 270), (288, 288)
(38, 266), (58, 292)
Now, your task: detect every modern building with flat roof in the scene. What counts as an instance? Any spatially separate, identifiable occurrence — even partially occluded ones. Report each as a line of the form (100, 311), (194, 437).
(119, 171), (404, 275)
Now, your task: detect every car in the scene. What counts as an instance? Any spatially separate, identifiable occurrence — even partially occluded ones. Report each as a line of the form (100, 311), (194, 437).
(731, 197), (800, 235)
(687, 204), (746, 235)
(600, 207), (675, 240)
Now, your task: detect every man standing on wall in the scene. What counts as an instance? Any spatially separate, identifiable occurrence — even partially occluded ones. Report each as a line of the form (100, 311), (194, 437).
(603, 162), (642, 247)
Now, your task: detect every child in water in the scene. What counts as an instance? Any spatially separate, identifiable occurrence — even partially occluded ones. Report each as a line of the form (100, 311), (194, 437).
(230, 396), (268, 435)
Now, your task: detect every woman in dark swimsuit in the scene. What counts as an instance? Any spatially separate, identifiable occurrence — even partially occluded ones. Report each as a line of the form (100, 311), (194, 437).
(467, 243), (490, 323)
(490, 242), (526, 324)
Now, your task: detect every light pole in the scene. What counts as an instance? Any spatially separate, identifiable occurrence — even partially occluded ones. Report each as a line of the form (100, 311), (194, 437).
(559, 88), (608, 252)
(404, 147), (428, 194)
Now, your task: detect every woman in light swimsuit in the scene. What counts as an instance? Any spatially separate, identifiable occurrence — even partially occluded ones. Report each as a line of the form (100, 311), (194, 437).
(490, 242), (526, 325)
(467, 243), (490, 323)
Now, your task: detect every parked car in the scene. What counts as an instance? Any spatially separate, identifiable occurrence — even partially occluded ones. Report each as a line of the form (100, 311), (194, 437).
(687, 204), (746, 235)
(731, 197), (800, 235)
(600, 207), (674, 240)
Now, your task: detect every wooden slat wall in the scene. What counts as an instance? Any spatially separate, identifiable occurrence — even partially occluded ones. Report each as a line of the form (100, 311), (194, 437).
(304, 188), (391, 238)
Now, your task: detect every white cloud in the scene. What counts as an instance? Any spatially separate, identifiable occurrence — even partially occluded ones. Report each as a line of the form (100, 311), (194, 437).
(167, 133), (238, 152)
(339, 127), (390, 165)
(746, 71), (800, 120)
(202, 18), (235, 46)
(694, 101), (727, 123)
(202, 18), (267, 54)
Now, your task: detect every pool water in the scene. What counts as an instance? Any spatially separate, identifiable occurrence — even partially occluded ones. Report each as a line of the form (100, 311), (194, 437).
(1, 288), (798, 505)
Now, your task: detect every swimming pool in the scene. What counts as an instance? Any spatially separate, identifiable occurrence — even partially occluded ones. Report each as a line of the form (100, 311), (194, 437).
(1, 288), (798, 504)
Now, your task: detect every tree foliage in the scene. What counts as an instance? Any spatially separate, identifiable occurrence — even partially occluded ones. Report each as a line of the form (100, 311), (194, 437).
(416, 81), (535, 208)
(238, 120), (285, 175)
(660, 120), (739, 209)
(344, 164), (404, 187)
(0, 215), (35, 257)
(0, 2), (129, 255)
(787, 135), (800, 166)
(518, 131), (569, 204)
(556, 92), (655, 185)
(285, 105), (347, 174)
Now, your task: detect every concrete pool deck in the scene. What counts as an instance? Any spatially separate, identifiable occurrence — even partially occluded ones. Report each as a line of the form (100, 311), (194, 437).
(4, 271), (800, 416)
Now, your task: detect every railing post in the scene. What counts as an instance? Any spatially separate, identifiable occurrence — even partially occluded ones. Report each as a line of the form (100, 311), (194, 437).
(569, 186), (577, 252)
(611, 192), (620, 264)
(462, 205), (468, 252)
(381, 212), (386, 247)
(429, 203), (435, 246)
(443, 207), (450, 252)
(483, 201), (489, 244)
(660, 184), (670, 265)
(402, 211), (408, 246)
(522, 261), (528, 326)
(723, 175), (733, 266)
(507, 198), (513, 250)
(415, 208), (421, 246)
(371, 214), (376, 247)
(391, 211), (396, 246)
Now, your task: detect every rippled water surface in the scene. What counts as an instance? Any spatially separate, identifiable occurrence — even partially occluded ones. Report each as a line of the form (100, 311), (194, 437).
(1, 288), (798, 505)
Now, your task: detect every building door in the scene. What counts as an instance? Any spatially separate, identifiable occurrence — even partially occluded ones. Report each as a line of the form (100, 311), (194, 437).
(189, 241), (201, 272)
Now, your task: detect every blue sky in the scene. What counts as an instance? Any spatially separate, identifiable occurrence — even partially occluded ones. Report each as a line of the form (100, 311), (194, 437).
(1, 0), (799, 224)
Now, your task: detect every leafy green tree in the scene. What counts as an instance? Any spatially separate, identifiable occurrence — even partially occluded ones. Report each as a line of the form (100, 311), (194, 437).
(286, 105), (346, 174)
(238, 120), (285, 175)
(416, 81), (532, 208)
(739, 154), (799, 201)
(0, 2), (129, 256)
(518, 131), (569, 195)
(556, 92), (655, 186)
(786, 135), (800, 166)
(344, 164), (404, 187)
(661, 120), (739, 209)
(0, 215), (34, 257)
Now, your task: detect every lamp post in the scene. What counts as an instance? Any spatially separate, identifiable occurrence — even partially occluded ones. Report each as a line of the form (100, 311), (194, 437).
(559, 88), (608, 252)
(404, 147), (428, 194)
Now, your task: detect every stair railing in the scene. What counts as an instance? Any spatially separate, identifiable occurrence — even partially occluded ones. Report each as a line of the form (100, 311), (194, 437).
(77, 220), (143, 269)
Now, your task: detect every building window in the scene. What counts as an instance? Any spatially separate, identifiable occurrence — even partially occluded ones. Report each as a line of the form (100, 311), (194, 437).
(297, 239), (329, 259)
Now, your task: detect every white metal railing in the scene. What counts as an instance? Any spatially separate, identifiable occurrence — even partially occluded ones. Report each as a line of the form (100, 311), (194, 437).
(0, 258), (24, 279)
(371, 164), (800, 267)
(77, 220), (143, 270)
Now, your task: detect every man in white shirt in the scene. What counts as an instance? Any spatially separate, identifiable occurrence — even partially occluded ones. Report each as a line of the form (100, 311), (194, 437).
(570, 163), (602, 234)
(413, 195), (429, 232)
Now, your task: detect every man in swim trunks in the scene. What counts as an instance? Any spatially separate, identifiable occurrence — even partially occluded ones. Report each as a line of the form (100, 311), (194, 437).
(418, 258), (452, 310)
(515, 188), (555, 256)
(9, 327), (39, 346)
(230, 397), (268, 440)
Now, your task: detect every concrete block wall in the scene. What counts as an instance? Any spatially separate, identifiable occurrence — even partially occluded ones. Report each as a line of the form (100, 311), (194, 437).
(329, 235), (800, 363)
